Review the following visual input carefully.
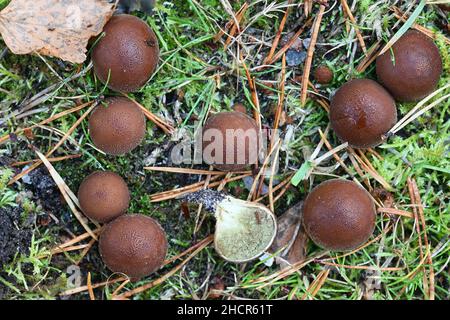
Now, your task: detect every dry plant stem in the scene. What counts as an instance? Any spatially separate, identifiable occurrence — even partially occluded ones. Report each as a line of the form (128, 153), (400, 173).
(252, 251), (329, 288)
(114, 235), (214, 299)
(268, 143), (281, 212)
(51, 228), (102, 251)
(347, 147), (393, 191)
(317, 261), (403, 271)
(35, 150), (98, 240)
(264, 0), (293, 64)
(392, 6), (450, 45)
(408, 177), (435, 300)
(0, 101), (93, 145)
(75, 238), (97, 265)
(268, 18), (313, 65)
(214, 2), (248, 42)
(50, 244), (90, 255)
(377, 207), (414, 219)
(125, 94), (174, 135)
(241, 59), (261, 127)
(300, 269), (330, 300)
(87, 272), (95, 300)
(300, 5), (326, 106)
(356, 41), (381, 73)
(224, 3), (248, 49)
(144, 166), (250, 176)
(318, 129), (353, 177)
(8, 103), (96, 186)
(11, 154), (82, 166)
(271, 53), (286, 150)
(60, 276), (127, 296)
(246, 138), (281, 201)
(340, 0), (367, 54)
(255, 173), (294, 203)
(390, 84), (450, 134)
(111, 279), (131, 298)
(150, 173), (251, 202)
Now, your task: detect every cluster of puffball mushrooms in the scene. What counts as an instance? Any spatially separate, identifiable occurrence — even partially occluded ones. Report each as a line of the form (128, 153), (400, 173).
(78, 12), (443, 280)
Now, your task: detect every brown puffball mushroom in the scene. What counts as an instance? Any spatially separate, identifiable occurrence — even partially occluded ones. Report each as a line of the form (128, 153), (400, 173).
(202, 112), (260, 172)
(78, 171), (130, 223)
(330, 79), (397, 148)
(303, 179), (376, 251)
(376, 30), (442, 102)
(233, 103), (247, 114)
(99, 214), (168, 279)
(314, 65), (333, 84)
(89, 96), (146, 155)
(92, 14), (160, 93)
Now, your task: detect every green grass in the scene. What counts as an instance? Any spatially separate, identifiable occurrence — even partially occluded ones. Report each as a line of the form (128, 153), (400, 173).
(0, 0), (449, 300)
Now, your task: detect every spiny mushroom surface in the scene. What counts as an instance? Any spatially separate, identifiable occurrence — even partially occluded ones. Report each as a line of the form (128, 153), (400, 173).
(330, 78), (397, 148)
(78, 171), (130, 223)
(99, 214), (168, 279)
(89, 96), (146, 155)
(302, 179), (376, 251)
(376, 30), (442, 102)
(314, 65), (333, 84)
(202, 111), (260, 172)
(92, 14), (159, 93)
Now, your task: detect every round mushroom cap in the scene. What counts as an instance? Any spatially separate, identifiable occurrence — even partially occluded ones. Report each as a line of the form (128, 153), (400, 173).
(202, 112), (260, 172)
(314, 65), (333, 84)
(376, 30), (442, 102)
(92, 14), (159, 93)
(89, 96), (146, 155)
(99, 214), (168, 279)
(330, 78), (397, 148)
(303, 179), (376, 251)
(78, 171), (130, 223)
(233, 103), (247, 114)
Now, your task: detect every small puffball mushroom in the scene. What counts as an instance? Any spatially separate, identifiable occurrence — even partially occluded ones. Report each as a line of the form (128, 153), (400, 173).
(303, 179), (376, 251)
(78, 171), (130, 223)
(202, 112), (260, 172)
(376, 30), (442, 102)
(89, 96), (146, 155)
(99, 214), (168, 279)
(233, 103), (247, 114)
(92, 14), (159, 93)
(330, 78), (397, 148)
(314, 65), (333, 84)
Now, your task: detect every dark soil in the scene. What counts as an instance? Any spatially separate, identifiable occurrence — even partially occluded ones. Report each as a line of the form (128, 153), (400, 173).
(0, 205), (32, 266)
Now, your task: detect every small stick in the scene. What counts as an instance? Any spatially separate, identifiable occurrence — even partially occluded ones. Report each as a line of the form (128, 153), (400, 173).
(144, 167), (250, 176)
(264, 0), (293, 64)
(224, 3), (249, 50)
(340, 0), (367, 54)
(0, 101), (93, 145)
(87, 273), (95, 300)
(377, 207), (414, 219)
(317, 261), (403, 271)
(35, 150), (98, 240)
(11, 154), (82, 167)
(267, 18), (313, 65)
(126, 94), (174, 135)
(8, 103), (96, 185)
(392, 6), (450, 45)
(300, 5), (326, 106)
(271, 54), (286, 149)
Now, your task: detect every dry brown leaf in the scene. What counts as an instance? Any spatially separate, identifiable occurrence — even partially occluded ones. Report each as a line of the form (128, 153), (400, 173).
(0, 0), (115, 63)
